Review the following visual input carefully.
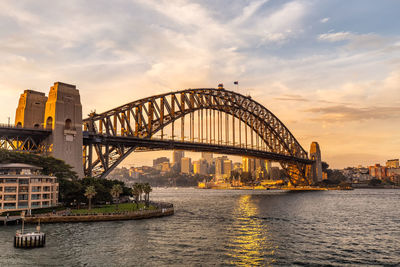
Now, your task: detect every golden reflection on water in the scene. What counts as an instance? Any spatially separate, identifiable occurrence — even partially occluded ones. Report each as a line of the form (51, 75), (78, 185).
(226, 195), (277, 266)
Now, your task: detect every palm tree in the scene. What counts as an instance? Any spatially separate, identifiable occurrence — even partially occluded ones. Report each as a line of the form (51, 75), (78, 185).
(137, 183), (144, 202)
(110, 184), (123, 210)
(143, 183), (152, 207)
(131, 183), (141, 208)
(84, 185), (97, 210)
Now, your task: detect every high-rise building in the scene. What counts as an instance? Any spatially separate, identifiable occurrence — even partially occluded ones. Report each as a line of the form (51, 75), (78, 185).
(181, 157), (192, 174)
(242, 157), (255, 173)
(201, 152), (213, 165)
(265, 160), (272, 178)
(386, 159), (399, 169)
(214, 156), (228, 180)
(193, 160), (208, 175)
(223, 159), (232, 178)
(173, 150), (185, 164)
(153, 157), (169, 167)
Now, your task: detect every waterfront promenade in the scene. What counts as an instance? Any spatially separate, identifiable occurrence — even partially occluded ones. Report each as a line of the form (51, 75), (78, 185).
(1, 202), (174, 225)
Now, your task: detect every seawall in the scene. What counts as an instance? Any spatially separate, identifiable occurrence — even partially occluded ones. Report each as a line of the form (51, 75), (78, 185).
(24, 207), (174, 224)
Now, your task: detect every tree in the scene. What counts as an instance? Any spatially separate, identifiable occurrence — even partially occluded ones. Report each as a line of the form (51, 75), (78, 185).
(131, 183), (141, 207)
(369, 178), (382, 187)
(84, 186), (97, 210)
(137, 183), (144, 202)
(321, 161), (329, 172)
(143, 183), (152, 207)
(110, 184), (123, 209)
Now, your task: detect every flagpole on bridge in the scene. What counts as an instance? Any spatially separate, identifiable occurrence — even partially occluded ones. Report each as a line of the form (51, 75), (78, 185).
(234, 81), (239, 91)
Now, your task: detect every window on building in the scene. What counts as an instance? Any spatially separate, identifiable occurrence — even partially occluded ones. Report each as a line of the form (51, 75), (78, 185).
(4, 187), (17, 193)
(31, 194), (41, 200)
(4, 195), (16, 201)
(19, 179), (29, 184)
(19, 186), (29, 193)
(4, 203), (16, 209)
(18, 194), (29, 200)
(43, 186), (50, 192)
(31, 202), (41, 207)
(18, 202), (28, 209)
(5, 179), (17, 183)
(31, 186), (41, 192)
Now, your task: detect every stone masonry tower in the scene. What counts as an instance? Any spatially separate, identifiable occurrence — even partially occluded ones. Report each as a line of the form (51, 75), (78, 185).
(43, 82), (83, 177)
(15, 90), (48, 128)
(310, 142), (322, 182)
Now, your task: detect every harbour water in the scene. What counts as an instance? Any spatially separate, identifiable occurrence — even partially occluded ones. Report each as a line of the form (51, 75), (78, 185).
(0, 188), (399, 266)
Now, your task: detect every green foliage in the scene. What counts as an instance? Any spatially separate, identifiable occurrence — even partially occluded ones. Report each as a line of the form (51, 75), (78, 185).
(111, 184), (123, 198)
(240, 172), (254, 184)
(327, 169), (347, 182)
(369, 178), (382, 186)
(71, 202), (155, 215)
(84, 185), (97, 199)
(0, 149), (77, 179)
(321, 161), (329, 172)
(78, 178), (131, 205)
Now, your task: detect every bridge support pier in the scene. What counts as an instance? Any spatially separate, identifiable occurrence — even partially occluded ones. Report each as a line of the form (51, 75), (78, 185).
(43, 82), (84, 178)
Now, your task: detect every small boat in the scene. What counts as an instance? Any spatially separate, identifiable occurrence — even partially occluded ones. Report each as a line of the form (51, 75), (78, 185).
(14, 212), (46, 249)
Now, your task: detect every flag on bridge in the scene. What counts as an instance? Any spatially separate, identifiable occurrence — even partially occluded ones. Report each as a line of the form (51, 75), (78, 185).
(234, 81), (238, 85)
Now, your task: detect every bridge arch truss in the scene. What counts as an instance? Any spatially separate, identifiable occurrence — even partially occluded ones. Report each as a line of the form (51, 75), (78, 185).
(83, 88), (313, 184)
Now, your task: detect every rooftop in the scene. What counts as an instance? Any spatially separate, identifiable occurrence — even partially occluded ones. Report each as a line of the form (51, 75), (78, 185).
(0, 163), (42, 170)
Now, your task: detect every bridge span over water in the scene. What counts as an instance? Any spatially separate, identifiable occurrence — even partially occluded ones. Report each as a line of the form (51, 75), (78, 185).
(0, 82), (322, 185)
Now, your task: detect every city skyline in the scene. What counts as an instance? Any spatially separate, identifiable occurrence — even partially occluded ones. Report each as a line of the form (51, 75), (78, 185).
(0, 1), (399, 168)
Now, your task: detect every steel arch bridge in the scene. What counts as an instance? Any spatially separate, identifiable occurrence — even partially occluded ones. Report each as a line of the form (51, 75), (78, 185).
(82, 87), (314, 185)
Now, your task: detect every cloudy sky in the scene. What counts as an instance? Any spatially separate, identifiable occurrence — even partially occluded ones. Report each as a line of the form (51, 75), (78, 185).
(0, 0), (399, 168)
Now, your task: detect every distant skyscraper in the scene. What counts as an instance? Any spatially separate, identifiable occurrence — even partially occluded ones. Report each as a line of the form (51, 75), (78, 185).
(181, 157), (191, 174)
(173, 150), (185, 164)
(265, 160), (272, 178)
(201, 152), (213, 165)
(193, 160), (208, 175)
(215, 156), (228, 180)
(242, 157), (256, 173)
(153, 157), (169, 167)
(223, 159), (232, 177)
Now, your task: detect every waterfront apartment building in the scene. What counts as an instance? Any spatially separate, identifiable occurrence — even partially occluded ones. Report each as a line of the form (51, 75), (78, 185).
(0, 163), (59, 212)
(368, 164), (387, 179)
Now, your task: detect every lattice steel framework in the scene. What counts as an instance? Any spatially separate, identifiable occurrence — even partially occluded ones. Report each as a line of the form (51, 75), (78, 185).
(0, 126), (51, 154)
(83, 88), (313, 185)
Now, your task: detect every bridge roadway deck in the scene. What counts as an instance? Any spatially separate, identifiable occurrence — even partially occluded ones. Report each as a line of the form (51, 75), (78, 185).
(0, 125), (51, 139)
(83, 132), (313, 164)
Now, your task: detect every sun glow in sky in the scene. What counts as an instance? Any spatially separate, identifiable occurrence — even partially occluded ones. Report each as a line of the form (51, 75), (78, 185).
(0, 0), (399, 168)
